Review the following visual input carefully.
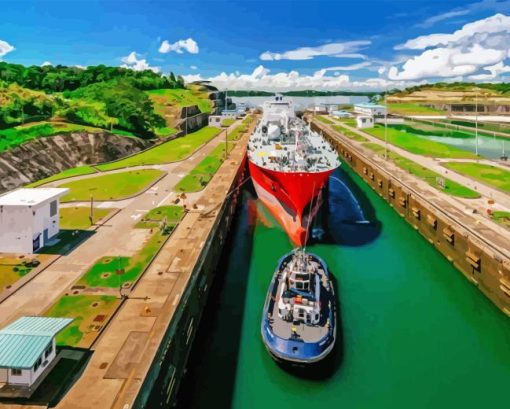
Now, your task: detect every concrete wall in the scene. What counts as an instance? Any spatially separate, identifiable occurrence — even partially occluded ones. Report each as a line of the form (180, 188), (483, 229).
(0, 206), (34, 253)
(312, 120), (510, 317)
(7, 368), (31, 386)
(133, 158), (248, 409)
(32, 200), (60, 245)
(0, 368), (7, 383)
(29, 339), (56, 386)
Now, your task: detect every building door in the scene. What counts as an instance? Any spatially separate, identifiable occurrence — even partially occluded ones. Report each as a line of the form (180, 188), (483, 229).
(33, 234), (41, 252)
(43, 229), (49, 245)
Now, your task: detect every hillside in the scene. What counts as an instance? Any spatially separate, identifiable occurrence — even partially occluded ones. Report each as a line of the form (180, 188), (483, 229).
(0, 62), (213, 148)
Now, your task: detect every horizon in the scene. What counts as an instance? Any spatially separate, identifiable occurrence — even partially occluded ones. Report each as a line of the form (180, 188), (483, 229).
(2, 0), (510, 91)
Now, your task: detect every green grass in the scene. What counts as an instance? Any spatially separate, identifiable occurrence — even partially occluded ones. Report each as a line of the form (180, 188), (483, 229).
(27, 166), (98, 187)
(0, 256), (41, 292)
(491, 211), (510, 228)
(364, 125), (479, 158)
(335, 117), (356, 127)
(175, 142), (233, 192)
(317, 115), (334, 125)
(147, 88), (213, 114)
(0, 122), (106, 152)
(45, 295), (119, 347)
(332, 125), (368, 142)
(443, 162), (510, 193)
(363, 143), (480, 198)
(221, 118), (236, 127)
(77, 230), (168, 288)
(136, 205), (184, 229)
(154, 125), (178, 138)
(441, 119), (510, 136)
(387, 103), (446, 116)
(96, 126), (222, 171)
(59, 169), (164, 202)
(59, 207), (113, 230)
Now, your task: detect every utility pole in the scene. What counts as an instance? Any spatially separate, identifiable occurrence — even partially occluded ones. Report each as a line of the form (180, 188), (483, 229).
(89, 196), (94, 226)
(185, 106), (188, 136)
(384, 86), (388, 160)
(225, 127), (229, 159)
(475, 89), (479, 156)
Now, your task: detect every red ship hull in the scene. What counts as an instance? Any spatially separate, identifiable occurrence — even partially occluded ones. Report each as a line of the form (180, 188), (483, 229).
(249, 161), (334, 246)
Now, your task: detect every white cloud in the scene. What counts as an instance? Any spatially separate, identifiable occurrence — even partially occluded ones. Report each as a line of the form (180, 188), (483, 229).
(259, 40), (371, 61)
(417, 0), (510, 28)
(468, 61), (510, 80)
(41, 61), (52, 67)
(159, 38), (199, 54)
(314, 61), (372, 77)
(182, 65), (418, 92)
(389, 14), (510, 81)
(190, 65), (198, 70)
(121, 51), (160, 73)
(0, 39), (14, 58)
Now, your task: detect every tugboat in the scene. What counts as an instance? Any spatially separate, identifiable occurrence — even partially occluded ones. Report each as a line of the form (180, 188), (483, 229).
(261, 248), (336, 365)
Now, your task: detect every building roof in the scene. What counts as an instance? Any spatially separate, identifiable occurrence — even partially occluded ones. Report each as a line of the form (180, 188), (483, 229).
(354, 103), (386, 109)
(0, 317), (73, 369)
(0, 188), (69, 207)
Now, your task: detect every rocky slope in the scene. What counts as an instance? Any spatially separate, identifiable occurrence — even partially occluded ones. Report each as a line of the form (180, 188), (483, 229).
(0, 132), (149, 193)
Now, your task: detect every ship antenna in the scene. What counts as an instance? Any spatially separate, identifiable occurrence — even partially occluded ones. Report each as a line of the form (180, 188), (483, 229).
(303, 181), (316, 253)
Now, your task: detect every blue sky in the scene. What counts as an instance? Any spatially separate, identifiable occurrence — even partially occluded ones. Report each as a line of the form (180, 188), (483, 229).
(2, 0), (510, 90)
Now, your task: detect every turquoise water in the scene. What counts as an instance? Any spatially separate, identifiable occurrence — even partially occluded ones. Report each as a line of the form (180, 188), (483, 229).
(178, 165), (510, 408)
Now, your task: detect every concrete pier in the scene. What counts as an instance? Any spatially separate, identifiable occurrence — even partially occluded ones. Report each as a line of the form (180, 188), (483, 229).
(310, 117), (510, 318)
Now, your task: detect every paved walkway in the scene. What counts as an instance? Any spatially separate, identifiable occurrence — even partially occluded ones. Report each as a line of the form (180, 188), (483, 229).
(329, 118), (510, 211)
(0, 122), (242, 328)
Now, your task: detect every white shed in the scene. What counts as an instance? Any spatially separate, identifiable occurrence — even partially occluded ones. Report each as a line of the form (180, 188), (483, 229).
(354, 103), (387, 117)
(356, 115), (374, 129)
(0, 188), (69, 254)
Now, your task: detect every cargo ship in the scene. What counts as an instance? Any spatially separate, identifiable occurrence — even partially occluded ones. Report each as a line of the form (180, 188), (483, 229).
(261, 248), (337, 365)
(247, 96), (340, 246)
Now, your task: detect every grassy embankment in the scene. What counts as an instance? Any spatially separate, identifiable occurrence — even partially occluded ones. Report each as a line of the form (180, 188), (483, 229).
(147, 87), (213, 137)
(332, 124), (368, 142)
(45, 205), (184, 347)
(440, 118), (510, 137)
(363, 142), (480, 199)
(387, 103), (446, 116)
(364, 125), (479, 158)
(221, 118), (236, 127)
(443, 162), (510, 194)
(59, 207), (114, 230)
(175, 118), (251, 192)
(97, 126), (222, 171)
(59, 169), (164, 202)
(0, 122), (137, 153)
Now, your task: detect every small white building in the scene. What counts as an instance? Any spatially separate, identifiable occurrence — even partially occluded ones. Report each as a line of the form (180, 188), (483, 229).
(356, 115), (374, 129)
(354, 103), (387, 117)
(331, 110), (352, 118)
(0, 316), (73, 396)
(208, 115), (223, 127)
(0, 188), (69, 254)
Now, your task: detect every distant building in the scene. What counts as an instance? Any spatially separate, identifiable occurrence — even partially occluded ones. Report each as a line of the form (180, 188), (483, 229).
(356, 115), (374, 129)
(0, 188), (69, 254)
(354, 103), (387, 117)
(331, 110), (352, 118)
(0, 316), (73, 396)
(208, 115), (223, 127)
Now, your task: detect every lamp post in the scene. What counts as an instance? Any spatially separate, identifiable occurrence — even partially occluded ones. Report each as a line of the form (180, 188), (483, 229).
(384, 87), (388, 160)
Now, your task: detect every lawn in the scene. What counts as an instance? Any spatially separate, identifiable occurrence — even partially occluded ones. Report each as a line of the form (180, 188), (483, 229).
(96, 126), (222, 171)
(27, 166), (98, 187)
(363, 143), (480, 199)
(44, 294), (120, 347)
(317, 115), (334, 125)
(0, 255), (44, 292)
(59, 207), (113, 230)
(136, 205), (184, 229)
(364, 125), (479, 158)
(443, 119), (510, 137)
(332, 125), (368, 142)
(443, 162), (510, 193)
(175, 142), (233, 192)
(491, 211), (510, 228)
(387, 103), (446, 116)
(335, 118), (357, 127)
(76, 230), (168, 288)
(221, 118), (236, 127)
(59, 169), (164, 202)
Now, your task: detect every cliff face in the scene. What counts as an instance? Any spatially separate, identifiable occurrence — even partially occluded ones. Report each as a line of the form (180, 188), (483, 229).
(177, 105), (209, 133)
(0, 132), (149, 193)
